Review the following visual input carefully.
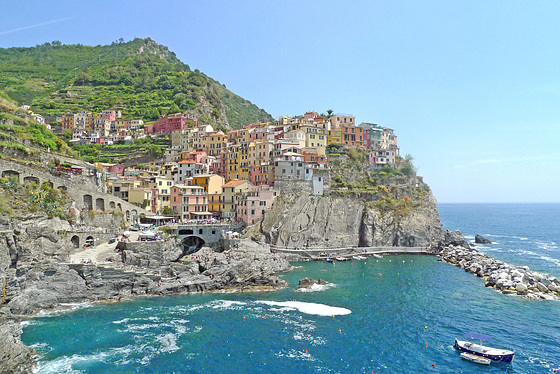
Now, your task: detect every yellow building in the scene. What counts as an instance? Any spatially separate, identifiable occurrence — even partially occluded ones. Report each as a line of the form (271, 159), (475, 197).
(221, 179), (252, 218)
(202, 131), (226, 157)
(328, 128), (343, 145)
(190, 174), (225, 194)
(155, 177), (174, 211)
(128, 188), (154, 210)
(208, 191), (222, 216)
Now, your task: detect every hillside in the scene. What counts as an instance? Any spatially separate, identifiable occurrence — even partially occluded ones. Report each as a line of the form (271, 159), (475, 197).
(0, 38), (273, 129)
(0, 92), (73, 160)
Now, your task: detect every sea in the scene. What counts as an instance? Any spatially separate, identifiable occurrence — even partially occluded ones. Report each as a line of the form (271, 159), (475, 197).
(21, 203), (560, 373)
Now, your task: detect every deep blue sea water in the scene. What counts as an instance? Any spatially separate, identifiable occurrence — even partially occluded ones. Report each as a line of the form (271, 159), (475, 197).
(22, 204), (560, 373)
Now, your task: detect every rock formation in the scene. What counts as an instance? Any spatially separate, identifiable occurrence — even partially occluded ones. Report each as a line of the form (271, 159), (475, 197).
(475, 234), (492, 244)
(294, 277), (327, 291)
(249, 176), (445, 249)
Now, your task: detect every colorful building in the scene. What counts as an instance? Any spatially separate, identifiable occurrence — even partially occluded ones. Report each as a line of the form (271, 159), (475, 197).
(170, 185), (211, 221)
(236, 185), (279, 225)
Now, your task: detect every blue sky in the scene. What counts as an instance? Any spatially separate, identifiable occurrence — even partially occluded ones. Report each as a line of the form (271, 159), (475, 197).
(1, 1), (559, 203)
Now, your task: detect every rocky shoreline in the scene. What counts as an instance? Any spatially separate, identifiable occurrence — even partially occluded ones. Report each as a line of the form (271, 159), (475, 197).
(432, 232), (560, 300)
(0, 215), (292, 373)
(2, 219), (559, 373)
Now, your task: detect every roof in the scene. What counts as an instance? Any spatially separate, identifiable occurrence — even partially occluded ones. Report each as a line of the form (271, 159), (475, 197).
(178, 160), (197, 164)
(223, 179), (248, 187)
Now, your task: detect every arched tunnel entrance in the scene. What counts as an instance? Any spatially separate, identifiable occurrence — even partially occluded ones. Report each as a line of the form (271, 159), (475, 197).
(181, 236), (205, 255)
(71, 235), (80, 249)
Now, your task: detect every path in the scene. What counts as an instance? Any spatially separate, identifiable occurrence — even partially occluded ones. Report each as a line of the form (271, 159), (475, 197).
(69, 231), (140, 264)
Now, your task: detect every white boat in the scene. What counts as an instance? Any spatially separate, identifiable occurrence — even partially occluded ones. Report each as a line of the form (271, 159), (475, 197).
(352, 255), (366, 260)
(460, 352), (491, 365)
(373, 254), (383, 259)
(335, 257), (349, 261)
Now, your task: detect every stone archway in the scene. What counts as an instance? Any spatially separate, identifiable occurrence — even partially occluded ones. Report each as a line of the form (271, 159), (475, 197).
(85, 236), (94, 247)
(23, 176), (40, 186)
(45, 181), (54, 189)
(109, 201), (116, 209)
(83, 194), (93, 211)
(117, 203), (122, 212)
(71, 235), (80, 249)
(125, 210), (130, 221)
(2, 170), (20, 184)
(181, 236), (206, 254)
(130, 209), (137, 222)
(57, 186), (67, 192)
(95, 198), (105, 211)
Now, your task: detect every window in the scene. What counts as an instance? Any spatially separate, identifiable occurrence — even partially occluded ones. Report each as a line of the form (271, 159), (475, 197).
(251, 209), (255, 215)
(199, 229), (203, 234)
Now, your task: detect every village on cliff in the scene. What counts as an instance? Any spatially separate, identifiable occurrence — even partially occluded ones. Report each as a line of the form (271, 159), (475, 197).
(27, 108), (400, 225)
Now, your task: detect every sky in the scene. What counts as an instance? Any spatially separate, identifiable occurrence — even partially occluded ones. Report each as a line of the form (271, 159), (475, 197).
(1, 0), (559, 203)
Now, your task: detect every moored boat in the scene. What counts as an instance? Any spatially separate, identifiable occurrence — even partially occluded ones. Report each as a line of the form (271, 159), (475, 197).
(373, 254), (383, 259)
(460, 352), (491, 365)
(352, 255), (366, 260)
(454, 333), (514, 362)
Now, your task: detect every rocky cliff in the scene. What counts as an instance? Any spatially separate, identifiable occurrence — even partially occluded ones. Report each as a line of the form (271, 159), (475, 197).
(249, 174), (445, 249)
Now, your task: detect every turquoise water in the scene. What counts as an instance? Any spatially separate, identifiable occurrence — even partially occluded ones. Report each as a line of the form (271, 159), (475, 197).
(22, 204), (560, 373)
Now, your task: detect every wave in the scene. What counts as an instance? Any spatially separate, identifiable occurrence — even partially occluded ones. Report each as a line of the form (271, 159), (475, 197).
(294, 282), (336, 293)
(35, 351), (110, 374)
(257, 300), (351, 316)
(210, 300), (247, 309)
(539, 256), (560, 267)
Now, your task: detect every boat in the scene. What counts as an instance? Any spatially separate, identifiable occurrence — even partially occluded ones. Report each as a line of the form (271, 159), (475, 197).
(326, 257), (334, 263)
(454, 333), (514, 362)
(352, 255), (366, 260)
(460, 352), (491, 365)
(335, 257), (349, 261)
(373, 254), (383, 259)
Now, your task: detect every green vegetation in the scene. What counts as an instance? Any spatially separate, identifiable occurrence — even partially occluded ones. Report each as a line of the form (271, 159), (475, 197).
(70, 136), (166, 163)
(0, 93), (73, 157)
(329, 149), (426, 217)
(0, 38), (273, 129)
(0, 177), (70, 219)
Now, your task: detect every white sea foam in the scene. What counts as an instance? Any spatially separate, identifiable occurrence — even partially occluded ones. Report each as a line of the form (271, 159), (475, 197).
(36, 351), (110, 374)
(210, 300), (247, 309)
(155, 333), (180, 353)
(257, 300), (351, 316)
(294, 282), (336, 293)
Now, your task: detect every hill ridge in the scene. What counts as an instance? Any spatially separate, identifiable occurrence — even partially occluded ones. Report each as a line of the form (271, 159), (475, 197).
(0, 38), (273, 129)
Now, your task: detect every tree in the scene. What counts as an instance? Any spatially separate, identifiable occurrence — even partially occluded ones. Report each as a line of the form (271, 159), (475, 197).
(326, 109), (334, 118)
(400, 154), (416, 176)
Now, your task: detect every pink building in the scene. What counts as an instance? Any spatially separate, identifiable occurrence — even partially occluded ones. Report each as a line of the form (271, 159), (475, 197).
(147, 113), (198, 134)
(330, 114), (355, 129)
(304, 111), (319, 120)
(170, 185), (211, 221)
(236, 185), (279, 225)
(101, 110), (117, 122)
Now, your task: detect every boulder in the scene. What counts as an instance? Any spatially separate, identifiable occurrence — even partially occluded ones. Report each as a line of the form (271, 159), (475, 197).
(294, 277), (327, 291)
(537, 282), (549, 293)
(516, 283), (528, 295)
(475, 234), (492, 244)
